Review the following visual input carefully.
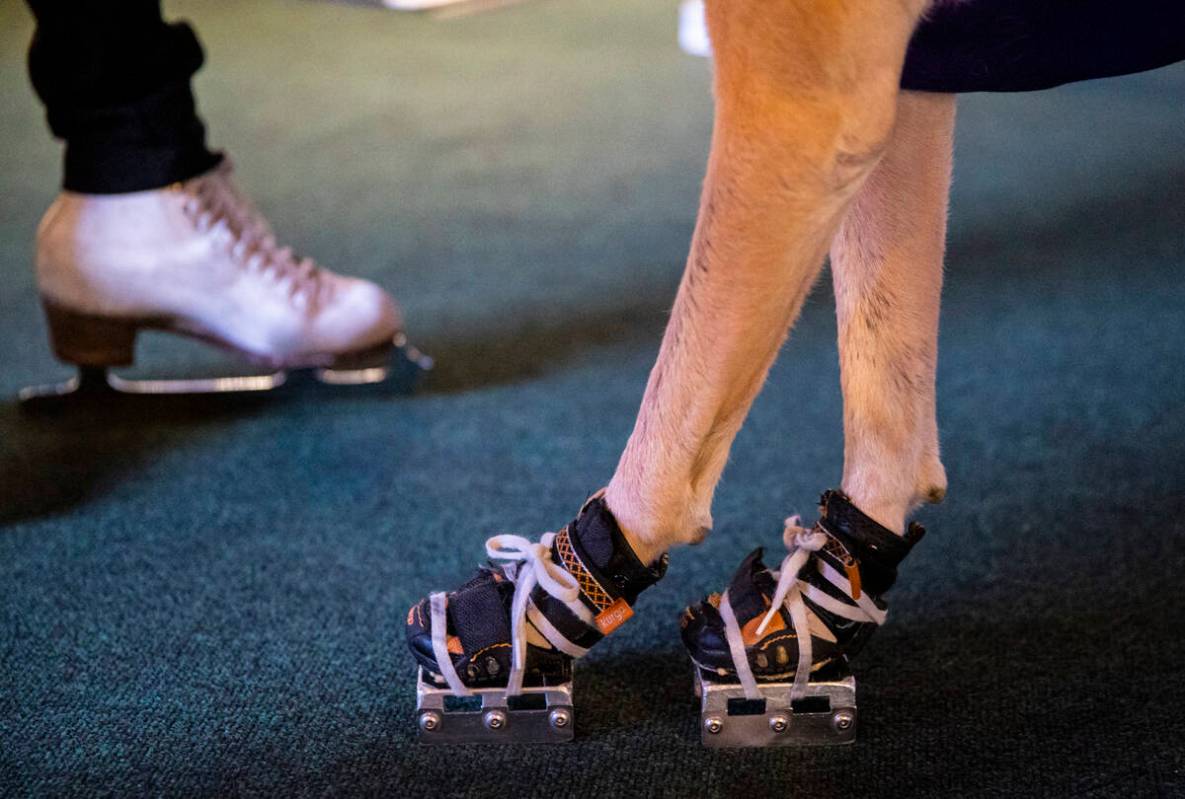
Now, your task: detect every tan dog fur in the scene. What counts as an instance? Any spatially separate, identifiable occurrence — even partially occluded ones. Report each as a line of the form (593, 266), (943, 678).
(604, 1), (948, 562)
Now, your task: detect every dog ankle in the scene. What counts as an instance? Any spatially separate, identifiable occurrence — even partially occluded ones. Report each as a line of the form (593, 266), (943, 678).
(838, 480), (909, 536)
(602, 481), (709, 564)
(841, 451), (947, 535)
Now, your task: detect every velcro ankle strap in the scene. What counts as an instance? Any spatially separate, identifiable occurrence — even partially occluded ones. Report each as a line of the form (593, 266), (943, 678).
(549, 495), (667, 635)
(817, 490), (925, 597)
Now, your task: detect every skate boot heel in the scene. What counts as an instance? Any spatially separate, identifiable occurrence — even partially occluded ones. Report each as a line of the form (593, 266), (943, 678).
(696, 663), (857, 748)
(43, 301), (138, 367)
(22, 303), (429, 407)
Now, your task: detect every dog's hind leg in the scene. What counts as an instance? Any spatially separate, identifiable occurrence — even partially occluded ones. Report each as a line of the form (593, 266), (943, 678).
(405, 2), (938, 733)
(678, 91), (955, 743)
(831, 90), (955, 535)
(605, 0), (930, 563)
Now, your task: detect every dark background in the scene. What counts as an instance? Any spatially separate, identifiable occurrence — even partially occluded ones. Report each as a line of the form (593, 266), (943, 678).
(2, 1), (1183, 796)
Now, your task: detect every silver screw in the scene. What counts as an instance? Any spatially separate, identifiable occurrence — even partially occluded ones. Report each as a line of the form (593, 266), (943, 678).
(704, 716), (724, 735)
(832, 709), (855, 733)
(769, 714), (789, 733)
(418, 711), (441, 732)
(549, 708), (571, 729)
(484, 709), (508, 731)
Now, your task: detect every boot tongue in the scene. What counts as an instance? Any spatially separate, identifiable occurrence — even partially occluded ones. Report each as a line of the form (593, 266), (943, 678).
(818, 490), (925, 596)
(572, 495), (621, 566)
(725, 548), (776, 626)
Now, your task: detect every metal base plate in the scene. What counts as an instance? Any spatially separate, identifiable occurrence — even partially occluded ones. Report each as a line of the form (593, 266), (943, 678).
(697, 666), (857, 747)
(415, 668), (575, 744)
(18, 338), (432, 412)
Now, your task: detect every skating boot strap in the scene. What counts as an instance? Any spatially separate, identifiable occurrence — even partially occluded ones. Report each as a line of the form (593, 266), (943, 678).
(528, 494), (668, 656)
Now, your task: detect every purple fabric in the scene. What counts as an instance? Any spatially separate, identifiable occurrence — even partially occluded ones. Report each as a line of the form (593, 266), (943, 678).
(902, 0), (1185, 93)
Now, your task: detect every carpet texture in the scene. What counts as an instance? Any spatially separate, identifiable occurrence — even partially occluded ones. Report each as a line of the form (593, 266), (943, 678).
(1, 1), (1183, 797)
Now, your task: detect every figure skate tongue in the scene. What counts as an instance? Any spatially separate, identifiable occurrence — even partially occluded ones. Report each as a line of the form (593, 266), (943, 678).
(21, 157), (430, 409)
(681, 490), (924, 747)
(406, 492), (667, 743)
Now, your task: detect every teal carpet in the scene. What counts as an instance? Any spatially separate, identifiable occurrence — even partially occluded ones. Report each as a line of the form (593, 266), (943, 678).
(2, 1), (1184, 796)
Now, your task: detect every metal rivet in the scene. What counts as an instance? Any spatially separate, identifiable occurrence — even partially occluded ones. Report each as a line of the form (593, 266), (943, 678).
(484, 710), (507, 730)
(832, 710), (855, 732)
(485, 657), (500, 676)
(704, 716), (724, 735)
(775, 645), (789, 666)
(755, 653), (769, 669)
(418, 711), (441, 732)
(769, 714), (789, 733)
(549, 708), (571, 728)
(466, 663), (480, 680)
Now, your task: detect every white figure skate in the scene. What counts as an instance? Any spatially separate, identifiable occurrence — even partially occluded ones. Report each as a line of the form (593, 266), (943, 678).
(21, 157), (431, 407)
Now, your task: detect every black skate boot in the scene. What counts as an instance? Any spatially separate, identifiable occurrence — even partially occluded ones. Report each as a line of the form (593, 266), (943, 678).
(406, 492), (667, 743)
(680, 490), (924, 747)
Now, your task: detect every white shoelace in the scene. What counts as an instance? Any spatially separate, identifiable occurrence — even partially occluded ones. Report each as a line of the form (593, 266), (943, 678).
(180, 164), (325, 306)
(431, 533), (582, 697)
(723, 516), (888, 700)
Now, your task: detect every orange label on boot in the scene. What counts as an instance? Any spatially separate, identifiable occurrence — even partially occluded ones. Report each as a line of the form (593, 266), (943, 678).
(595, 598), (634, 635)
(741, 606), (785, 646)
(845, 563), (862, 600)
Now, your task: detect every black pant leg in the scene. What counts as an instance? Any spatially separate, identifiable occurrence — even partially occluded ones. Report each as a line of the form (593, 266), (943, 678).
(26, 0), (221, 193)
(902, 0), (1185, 94)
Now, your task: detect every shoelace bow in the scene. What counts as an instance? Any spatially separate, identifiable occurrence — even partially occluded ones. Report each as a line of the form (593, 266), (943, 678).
(486, 533), (580, 695)
(720, 516), (888, 701)
(429, 532), (582, 697)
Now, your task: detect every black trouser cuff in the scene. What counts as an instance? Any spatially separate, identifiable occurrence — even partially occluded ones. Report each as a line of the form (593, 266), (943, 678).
(58, 82), (221, 194)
